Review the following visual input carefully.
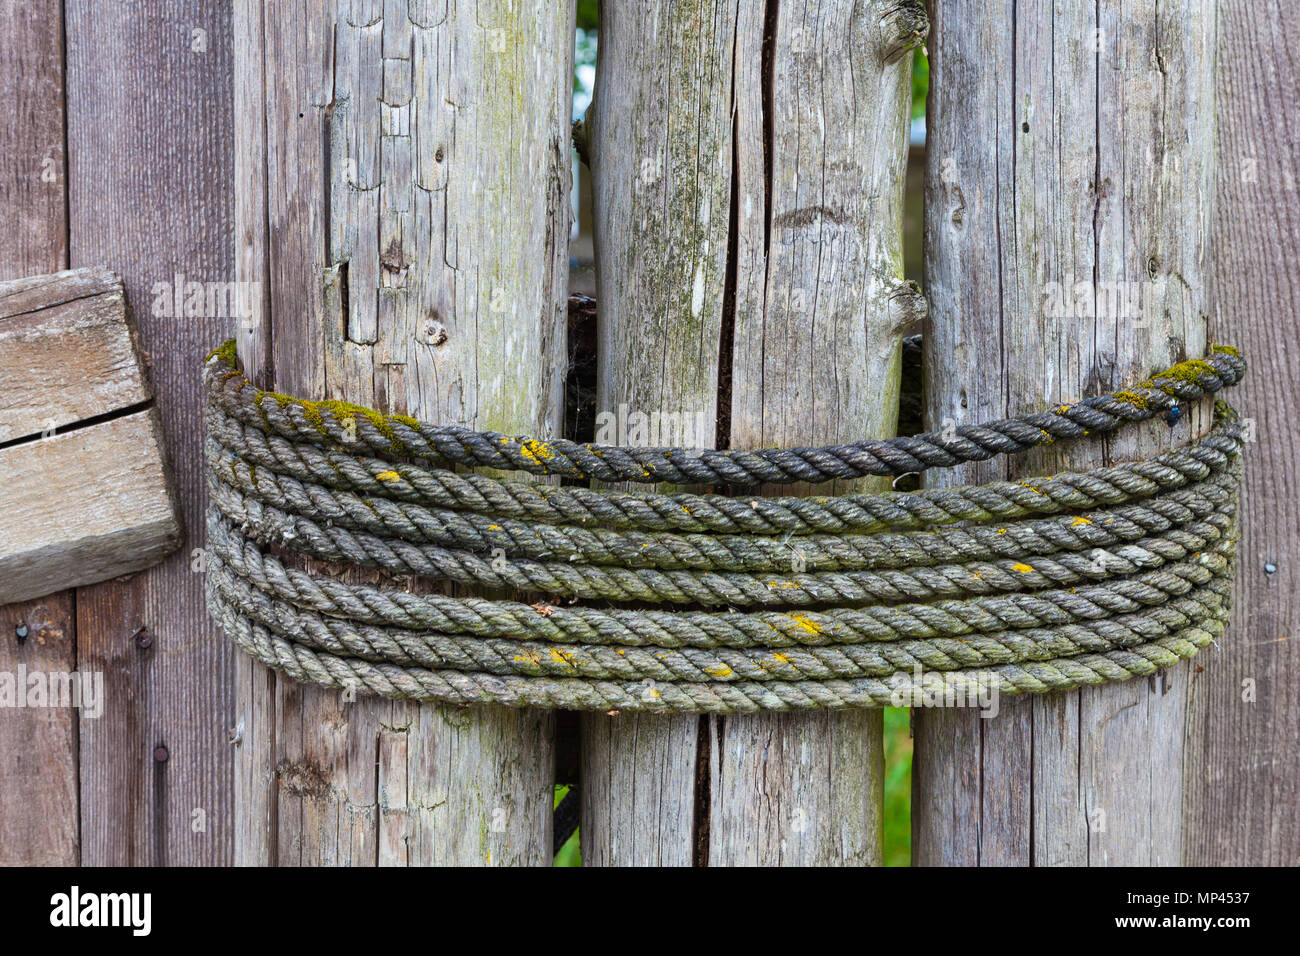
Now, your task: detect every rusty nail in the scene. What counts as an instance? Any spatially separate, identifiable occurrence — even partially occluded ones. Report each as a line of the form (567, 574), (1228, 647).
(14, 622), (28, 643)
(134, 626), (152, 649)
(153, 745), (169, 763)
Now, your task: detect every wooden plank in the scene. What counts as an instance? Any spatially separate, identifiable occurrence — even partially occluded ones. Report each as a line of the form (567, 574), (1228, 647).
(710, 0), (922, 866)
(581, 0), (737, 867)
(0, 409), (181, 605)
(0, 269), (145, 439)
(915, 0), (1216, 866)
(234, 0), (572, 866)
(0, 0), (77, 867)
(1183, 0), (1300, 866)
(67, 0), (236, 866)
(0, 268), (178, 605)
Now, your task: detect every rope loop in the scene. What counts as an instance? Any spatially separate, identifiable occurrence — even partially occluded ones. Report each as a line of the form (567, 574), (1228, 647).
(203, 342), (1246, 713)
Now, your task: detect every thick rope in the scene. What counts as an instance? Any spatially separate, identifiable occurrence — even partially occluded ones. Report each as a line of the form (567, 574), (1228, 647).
(203, 342), (1247, 713)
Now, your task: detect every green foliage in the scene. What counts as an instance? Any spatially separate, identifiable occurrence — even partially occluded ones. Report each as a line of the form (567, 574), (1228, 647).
(577, 0), (599, 32)
(882, 707), (913, 866)
(553, 785), (581, 867)
(911, 48), (929, 120)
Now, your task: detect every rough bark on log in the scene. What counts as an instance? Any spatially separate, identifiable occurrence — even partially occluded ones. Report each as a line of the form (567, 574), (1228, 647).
(582, 0), (920, 866)
(233, 0), (573, 865)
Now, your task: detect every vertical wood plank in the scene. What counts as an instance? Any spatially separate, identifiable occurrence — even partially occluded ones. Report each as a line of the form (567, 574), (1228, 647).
(711, 0), (921, 866)
(581, 0), (737, 867)
(1184, 0), (1300, 866)
(0, 0), (76, 865)
(66, 0), (236, 866)
(234, 0), (572, 866)
(584, 0), (918, 865)
(0, 0), (66, 276)
(916, 0), (1216, 866)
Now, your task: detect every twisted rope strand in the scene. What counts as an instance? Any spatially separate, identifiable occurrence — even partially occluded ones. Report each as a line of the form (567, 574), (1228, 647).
(205, 401), (1245, 535)
(206, 341), (1245, 485)
(212, 599), (1229, 713)
(209, 556), (1234, 682)
(207, 472), (1237, 606)
(205, 433), (1243, 572)
(206, 510), (1235, 649)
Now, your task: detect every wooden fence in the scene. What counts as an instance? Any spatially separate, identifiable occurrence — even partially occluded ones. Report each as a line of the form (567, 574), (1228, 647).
(0, 0), (1294, 867)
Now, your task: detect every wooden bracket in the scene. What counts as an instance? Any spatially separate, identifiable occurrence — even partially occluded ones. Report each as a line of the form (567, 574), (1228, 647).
(0, 267), (182, 604)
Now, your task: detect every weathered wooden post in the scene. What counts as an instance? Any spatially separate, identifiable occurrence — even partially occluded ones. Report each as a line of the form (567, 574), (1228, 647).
(1185, 0), (1300, 865)
(916, 0), (1216, 864)
(232, 0), (573, 864)
(582, 0), (923, 865)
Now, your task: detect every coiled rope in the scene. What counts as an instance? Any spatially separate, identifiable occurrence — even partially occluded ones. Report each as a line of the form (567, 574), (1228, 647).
(203, 341), (1247, 713)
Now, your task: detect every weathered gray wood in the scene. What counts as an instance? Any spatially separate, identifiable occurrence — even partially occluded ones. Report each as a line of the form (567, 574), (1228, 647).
(1183, 0), (1300, 866)
(581, 0), (737, 866)
(0, 0), (77, 866)
(916, 0), (1216, 866)
(0, 270), (150, 441)
(0, 0), (66, 280)
(0, 408), (181, 605)
(583, 0), (918, 865)
(709, 0), (921, 867)
(67, 0), (235, 866)
(234, 0), (572, 866)
(0, 595), (78, 864)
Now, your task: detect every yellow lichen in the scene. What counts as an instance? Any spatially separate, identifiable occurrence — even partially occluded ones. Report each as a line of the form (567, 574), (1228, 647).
(787, 613), (823, 635)
(1112, 389), (1151, 410)
(518, 438), (555, 466)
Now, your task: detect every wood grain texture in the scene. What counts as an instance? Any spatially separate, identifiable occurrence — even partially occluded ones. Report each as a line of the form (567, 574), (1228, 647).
(583, 0), (916, 865)
(67, 0), (235, 865)
(1184, 0), (1300, 866)
(234, 0), (573, 866)
(581, 0), (736, 867)
(709, 0), (920, 867)
(0, 409), (181, 605)
(0, 269), (148, 440)
(0, 0), (77, 866)
(0, 0), (66, 279)
(0, 268), (178, 605)
(915, 0), (1216, 866)
(0, 595), (79, 864)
